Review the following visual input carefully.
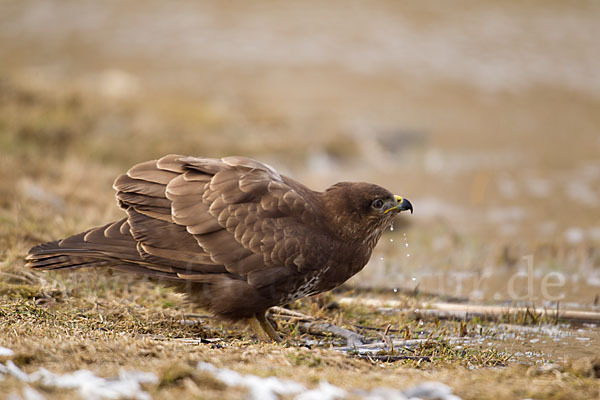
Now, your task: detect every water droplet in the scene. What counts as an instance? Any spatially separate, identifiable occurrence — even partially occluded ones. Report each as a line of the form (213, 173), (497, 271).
(411, 276), (416, 281)
(405, 243), (408, 248)
(389, 238), (394, 243)
(393, 288), (398, 293)
(380, 257), (384, 261)
(406, 253), (410, 257)
(390, 224), (394, 232)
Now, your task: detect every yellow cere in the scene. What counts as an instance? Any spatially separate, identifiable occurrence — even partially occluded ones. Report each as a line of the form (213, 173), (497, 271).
(384, 195), (404, 214)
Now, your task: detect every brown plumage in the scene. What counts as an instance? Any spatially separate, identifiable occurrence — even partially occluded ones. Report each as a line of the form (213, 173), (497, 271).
(26, 155), (413, 341)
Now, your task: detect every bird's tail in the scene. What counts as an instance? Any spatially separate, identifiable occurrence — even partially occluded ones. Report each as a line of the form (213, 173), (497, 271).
(26, 218), (141, 271)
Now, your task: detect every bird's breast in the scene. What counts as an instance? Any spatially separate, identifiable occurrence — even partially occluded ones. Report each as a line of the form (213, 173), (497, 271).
(280, 269), (326, 304)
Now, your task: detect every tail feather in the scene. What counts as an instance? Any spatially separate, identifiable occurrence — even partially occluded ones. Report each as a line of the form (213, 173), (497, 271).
(26, 218), (139, 272)
(26, 253), (113, 270)
(25, 218), (222, 284)
(32, 259), (114, 271)
(112, 264), (184, 281)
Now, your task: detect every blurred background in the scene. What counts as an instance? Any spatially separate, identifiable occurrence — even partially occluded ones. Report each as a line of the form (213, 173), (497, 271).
(1, 0), (599, 308)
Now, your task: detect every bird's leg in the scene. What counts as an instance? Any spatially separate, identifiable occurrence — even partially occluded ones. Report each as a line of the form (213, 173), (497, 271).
(252, 311), (282, 342)
(247, 316), (272, 342)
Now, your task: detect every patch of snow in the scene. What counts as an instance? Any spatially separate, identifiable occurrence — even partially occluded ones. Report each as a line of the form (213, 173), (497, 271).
(564, 228), (584, 244)
(23, 387), (46, 400)
(360, 387), (409, 400)
(197, 362), (461, 400)
(0, 361), (157, 400)
(587, 272), (600, 287)
(296, 381), (346, 400)
(198, 362), (305, 400)
(565, 181), (597, 207)
(0, 347), (15, 357)
(0, 360), (30, 382)
(403, 382), (461, 400)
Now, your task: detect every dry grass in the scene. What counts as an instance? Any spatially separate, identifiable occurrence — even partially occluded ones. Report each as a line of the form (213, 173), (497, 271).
(1, 65), (599, 400)
(1, 272), (599, 399)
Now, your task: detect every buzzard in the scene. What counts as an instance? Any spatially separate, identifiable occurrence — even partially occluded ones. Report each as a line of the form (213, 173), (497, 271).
(26, 155), (413, 341)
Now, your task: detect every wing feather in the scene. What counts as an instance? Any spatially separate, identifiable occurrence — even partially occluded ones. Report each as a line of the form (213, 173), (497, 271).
(113, 174), (166, 198)
(156, 154), (187, 173)
(112, 155), (325, 285)
(127, 160), (177, 185)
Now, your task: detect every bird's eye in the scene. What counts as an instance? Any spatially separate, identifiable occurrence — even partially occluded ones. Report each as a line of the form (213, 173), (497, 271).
(372, 199), (384, 209)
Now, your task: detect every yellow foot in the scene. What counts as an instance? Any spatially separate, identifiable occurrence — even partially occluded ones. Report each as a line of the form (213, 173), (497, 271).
(256, 311), (282, 342)
(247, 311), (281, 342)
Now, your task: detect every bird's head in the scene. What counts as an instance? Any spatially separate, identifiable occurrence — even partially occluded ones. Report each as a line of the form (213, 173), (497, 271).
(322, 182), (412, 243)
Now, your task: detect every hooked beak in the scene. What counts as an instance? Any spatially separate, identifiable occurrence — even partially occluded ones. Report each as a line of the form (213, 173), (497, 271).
(384, 195), (413, 214)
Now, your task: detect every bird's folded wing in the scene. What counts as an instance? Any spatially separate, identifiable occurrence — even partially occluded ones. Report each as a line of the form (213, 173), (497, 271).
(113, 155), (323, 285)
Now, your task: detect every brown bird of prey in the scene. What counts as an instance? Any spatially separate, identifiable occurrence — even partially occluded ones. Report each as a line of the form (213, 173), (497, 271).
(26, 155), (412, 341)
